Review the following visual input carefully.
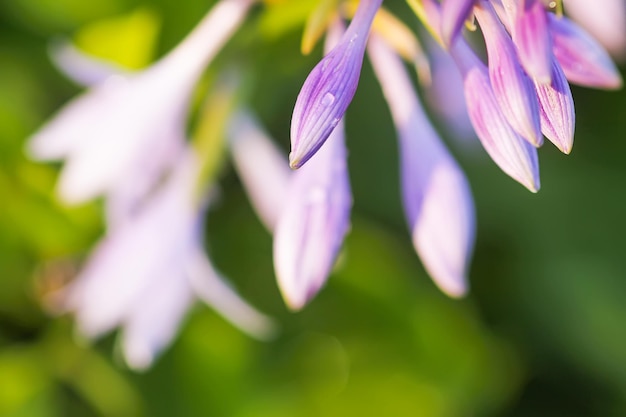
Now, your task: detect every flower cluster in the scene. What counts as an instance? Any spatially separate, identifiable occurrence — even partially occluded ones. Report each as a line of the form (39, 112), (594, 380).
(28, 0), (623, 368)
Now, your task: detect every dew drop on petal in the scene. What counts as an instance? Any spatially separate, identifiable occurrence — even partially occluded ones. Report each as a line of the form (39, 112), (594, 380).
(322, 92), (336, 106)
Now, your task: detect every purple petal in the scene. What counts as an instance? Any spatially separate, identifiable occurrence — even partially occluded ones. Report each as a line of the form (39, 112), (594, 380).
(534, 60), (575, 154)
(368, 34), (475, 297)
(452, 40), (541, 192)
(441, 0), (476, 47)
(289, 0), (382, 168)
(511, 0), (553, 84)
(474, 0), (543, 146)
(274, 121), (352, 310)
(549, 14), (623, 89)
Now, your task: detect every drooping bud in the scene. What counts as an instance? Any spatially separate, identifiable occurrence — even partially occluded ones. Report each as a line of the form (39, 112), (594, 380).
(474, 0), (543, 146)
(534, 59), (575, 154)
(369, 34), (475, 297)
(276, 21), (353, 310)
(510, 0), (553, 84)
(289, 0), (382, 168)
(451, 40), (541, 192)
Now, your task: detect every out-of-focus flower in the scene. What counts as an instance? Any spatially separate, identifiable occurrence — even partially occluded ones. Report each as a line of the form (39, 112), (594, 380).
(369, 34), (475, 297)
(289, 0), (382, 168)
(563, 0), (626, 60)
(440, 0), (475, 47)
(60, 151), (275, 370)
(549, 13), (623, 89)
(27, 0), (255, 205)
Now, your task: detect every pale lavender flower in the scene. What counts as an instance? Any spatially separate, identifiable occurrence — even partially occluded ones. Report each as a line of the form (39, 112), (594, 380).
(369, 34), (475, 297)
(474, 0), (543, 146)
(563, 0), (626, 60)
(63, 151), (275, 370)
(549, 13), (623, 89)
(289, 0), (382, 169)
(441, 0), (475, 47)
(27, 0), (255, 204)
(451, 39), (541, 192)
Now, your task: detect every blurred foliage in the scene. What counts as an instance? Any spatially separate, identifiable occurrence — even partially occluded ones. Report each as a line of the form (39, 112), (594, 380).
(1, 0), (626, 416)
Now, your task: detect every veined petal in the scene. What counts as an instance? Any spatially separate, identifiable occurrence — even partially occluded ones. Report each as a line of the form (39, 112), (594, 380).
(549, 14), (623, 89)
(452, 40), (540, 192)
(511, 0), (553, 84)
(441, 0), (476, 47)
(368, 34), (475, 297)
(535, 59), (575, 154)
(228, 110), (291, 232)
(474, 0), (543, 146)
(289, 0), (382, 168)
(275, 121), (352, 310)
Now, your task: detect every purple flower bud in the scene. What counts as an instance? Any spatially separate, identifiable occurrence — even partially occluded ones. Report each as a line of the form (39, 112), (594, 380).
(510, 0), (553, 84)
(534, 60), (575, 154)
(549, 14), (623, 89)
(274, 121), (352, 310)
(289, 0), (382, 169)
(441, 0), (476, 47)
(369, 34), (475, 297)
(451, 40), (541, 192)
(474, 0), (543, 146)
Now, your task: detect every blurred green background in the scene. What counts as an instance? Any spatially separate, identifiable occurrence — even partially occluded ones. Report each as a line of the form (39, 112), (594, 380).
(1, 0), (626, 416)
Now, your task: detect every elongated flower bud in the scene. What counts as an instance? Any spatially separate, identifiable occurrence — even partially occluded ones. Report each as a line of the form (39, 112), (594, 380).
(534, 59), (575, 154)
(274, 121), (352, 310)
(441, 0), (475, 47)
(369, 34), (475, 297)
(474, 0), (542, 146)
(549, 14), (623, 89)
(276, 22), (353, 310)
(289, 0), (382, 169)
(451, 40), (540, 192)
(510, 0), (553, 84)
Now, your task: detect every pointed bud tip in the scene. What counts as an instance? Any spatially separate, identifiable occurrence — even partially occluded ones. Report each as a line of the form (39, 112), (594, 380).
(439, 278), (469, 298)
(288, 152), (304, 169)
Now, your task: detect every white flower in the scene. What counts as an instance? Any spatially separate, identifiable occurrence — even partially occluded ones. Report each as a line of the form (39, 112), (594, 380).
(63, 151), (275, 370)
(27, 0), (255, 205)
